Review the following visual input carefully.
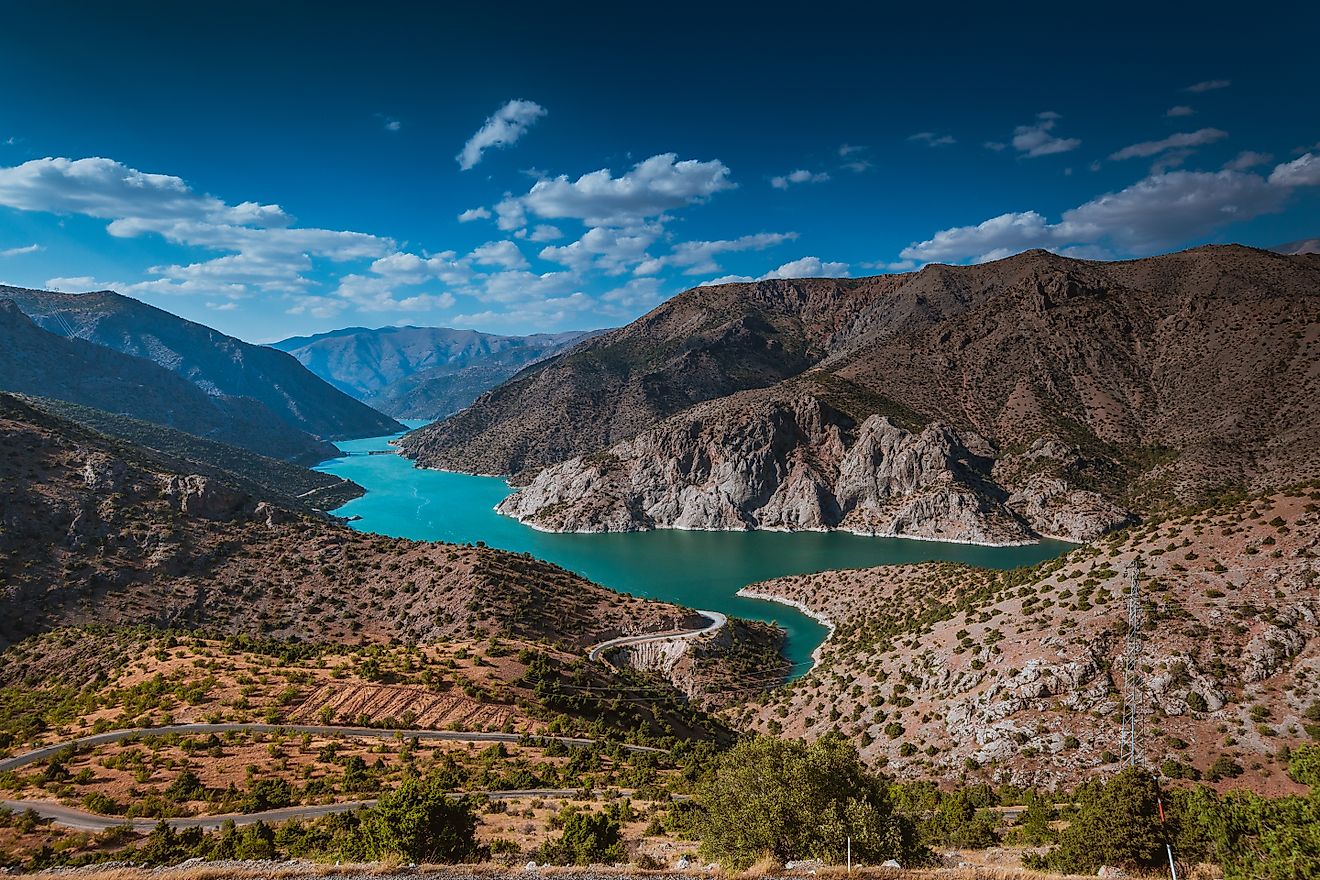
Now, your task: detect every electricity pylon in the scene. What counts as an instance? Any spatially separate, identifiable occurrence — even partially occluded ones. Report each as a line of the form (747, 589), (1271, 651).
(1118, 557), (1144, 768)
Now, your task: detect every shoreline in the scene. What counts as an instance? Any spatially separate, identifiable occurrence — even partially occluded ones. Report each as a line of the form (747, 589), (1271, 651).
(496, 502), (1054, 548)
(735, 587), (836, 667)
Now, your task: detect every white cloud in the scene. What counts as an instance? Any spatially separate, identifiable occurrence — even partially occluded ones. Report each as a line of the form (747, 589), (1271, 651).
(382, 116), (402, 132)
(1109, 128), (1228, 160)
(770, 169), (830, 189)
(468, 240), (529, 270)
(761, 256), (849, 279)
(0, 156), (398, 301)
(983, 141), (1007, 152)
(457, 206), (492, 222)
(1223, 151), (1273, 171)
(897, 165), (1300, 265)
(528, 224), (562, 242)
(508, 153), (733, 228)
(456, 99), (547, 171)
(1011, 112), (1081, 158)
(908, 132), (956, 147)
(841, 160), (873, 173)
(633, 231), (797, 276)
(838, 144), (867, 156)
(537, 226), (659, 275)
(0, 243), (40, 257)
(1268, 153), (1320, 187)
(1166, 105), (1195, 118)
(1185, 79), (1230, 93)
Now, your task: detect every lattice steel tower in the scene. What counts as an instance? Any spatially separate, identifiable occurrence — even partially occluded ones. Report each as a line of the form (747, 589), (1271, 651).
(1118, 558), (1144, 767)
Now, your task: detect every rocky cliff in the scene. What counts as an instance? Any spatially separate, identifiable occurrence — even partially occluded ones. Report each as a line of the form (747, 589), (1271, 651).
(498, 389), (1130, 543)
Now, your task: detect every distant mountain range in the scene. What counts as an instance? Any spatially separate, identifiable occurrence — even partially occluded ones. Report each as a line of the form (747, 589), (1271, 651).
(400, 245), (1320, 543)
(272, 325), (602, 419)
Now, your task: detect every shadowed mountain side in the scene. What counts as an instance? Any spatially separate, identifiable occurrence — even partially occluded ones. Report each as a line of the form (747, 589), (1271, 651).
(1, 285), (403, 440)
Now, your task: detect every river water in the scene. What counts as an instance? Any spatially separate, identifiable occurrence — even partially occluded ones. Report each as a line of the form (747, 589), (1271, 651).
(317, 425), (1071, 673)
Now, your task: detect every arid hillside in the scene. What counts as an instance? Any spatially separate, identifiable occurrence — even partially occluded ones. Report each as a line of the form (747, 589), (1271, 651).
(0, 393), (700, 653)
(730, 485), (1320, 792)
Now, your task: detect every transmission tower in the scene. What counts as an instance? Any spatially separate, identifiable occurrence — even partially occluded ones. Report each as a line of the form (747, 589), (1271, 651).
(1118, 557), (1144, 768)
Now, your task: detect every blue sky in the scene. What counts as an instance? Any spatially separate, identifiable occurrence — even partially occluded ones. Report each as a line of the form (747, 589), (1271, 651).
(0, 1), (1317, 342)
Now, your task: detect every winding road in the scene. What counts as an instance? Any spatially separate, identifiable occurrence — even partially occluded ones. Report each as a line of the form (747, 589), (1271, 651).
(0, 723), (662, 831)
(0, 614), (725, 832)
(586, 610), (727, 665)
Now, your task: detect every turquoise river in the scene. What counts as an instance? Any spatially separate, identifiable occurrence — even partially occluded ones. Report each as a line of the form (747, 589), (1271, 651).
(317, 423), (1072, 674)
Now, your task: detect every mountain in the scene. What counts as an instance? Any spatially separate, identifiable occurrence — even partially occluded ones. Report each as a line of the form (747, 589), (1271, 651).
(17, 394), (363, 511)
(272, 325), (601, 419)
(731, 484), (1320, 791)
(402, 245), (1320, 543)
(0, 285), (403, 441)
(0, 300), (337, 464)
(1273, 237), (1320, 255)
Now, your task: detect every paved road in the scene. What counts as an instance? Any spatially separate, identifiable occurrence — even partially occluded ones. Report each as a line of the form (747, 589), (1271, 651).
(1, 788), (599, 832)
(0, 722), (662, 776)
(0, 722), (669, 831)
(587, 610), (727, 665)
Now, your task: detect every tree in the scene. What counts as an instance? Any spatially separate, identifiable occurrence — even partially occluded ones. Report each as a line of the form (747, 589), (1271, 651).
(1025, 769), (1169, 873)
(925, 789), (999, 848)
(360, 773), (479, 863)
(695, 734), (927, 870)
(538, 810), (623, 865)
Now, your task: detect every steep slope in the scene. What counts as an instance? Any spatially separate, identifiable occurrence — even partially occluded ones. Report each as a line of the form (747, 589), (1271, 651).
(0, 393), (700, 653)
(0, 285), (402, 440)
(730, 485), (1320, 794)
(470, 246), (1320, 541)
(396, 276), (914, 475)
(0, 301), (337, 464)
(18, 395), (362, 511)
(273, 325), (599, 418)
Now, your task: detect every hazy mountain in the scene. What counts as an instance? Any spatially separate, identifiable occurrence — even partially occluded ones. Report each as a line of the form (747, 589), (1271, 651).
(0, 300), (338, 464)
(272, 325), (601, 418)
(1273, 237), (1320, 255)
(0, 285), (403, 440)
(401, 245), (1320, 541)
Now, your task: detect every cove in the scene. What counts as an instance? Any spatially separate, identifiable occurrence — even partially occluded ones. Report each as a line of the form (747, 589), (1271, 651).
(317, 424), (1073, 675)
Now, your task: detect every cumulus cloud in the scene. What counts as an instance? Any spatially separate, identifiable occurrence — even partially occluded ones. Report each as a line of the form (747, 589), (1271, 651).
(1268, 153), (1320, 187)
(0, 156), (398, 301)
(1011, 112), (1081, 158)
(895, 161), (1313, 266)
(701, 255), (850, 285)
(0, 243), (40, 257)
(633, 231), (797, 276)
(468, 240), (529, 270)
(838, 144), (867, 156)
(1185, 79), (1231, 93)
(505, 153), (733, 228)
(1109, 128), (1228, 160)
(457, 206), (492, 222)
(1166, 105), (1195, 118)
(770, 169), (830, 189)
(908, 132), (956, 147)
(456, 99), (547, 171)
(537, 226), (660, 275)
(527, 224), (562, 242)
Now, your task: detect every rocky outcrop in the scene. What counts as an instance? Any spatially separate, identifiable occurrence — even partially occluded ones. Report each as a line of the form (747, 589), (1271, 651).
(498, 392), (1056, 544)
(162, 474), (250, 520)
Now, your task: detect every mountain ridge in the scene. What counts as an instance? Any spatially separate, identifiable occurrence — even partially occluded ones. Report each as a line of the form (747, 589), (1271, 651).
(402, 245), (1320, 543)
(0, 285), (403, 441)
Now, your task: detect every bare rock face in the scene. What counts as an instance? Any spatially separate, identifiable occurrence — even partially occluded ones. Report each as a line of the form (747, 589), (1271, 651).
(498, 393), (1044, 544)
(162, 474), (250, 520)
(995, 438), (1133, 541)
